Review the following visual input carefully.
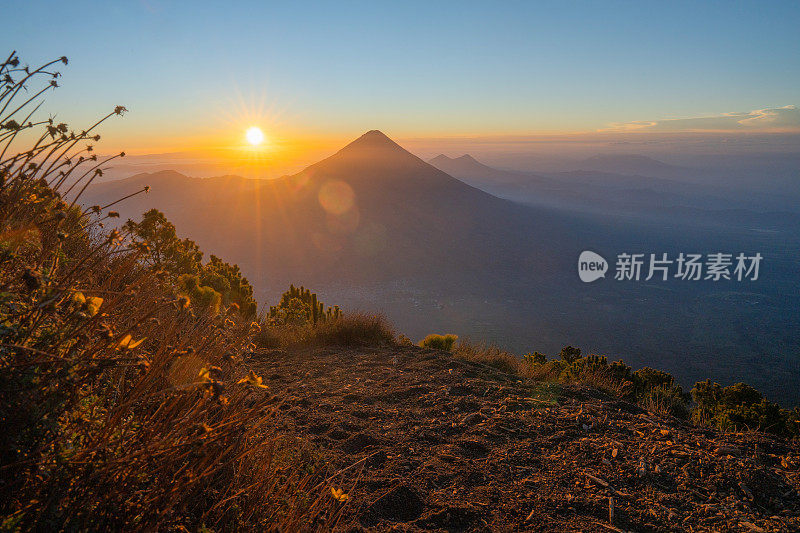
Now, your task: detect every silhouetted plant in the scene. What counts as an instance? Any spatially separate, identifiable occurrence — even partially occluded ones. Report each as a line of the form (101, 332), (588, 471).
(523, 351), (547, 365)
(559, 345), (582, 364)
(0, 51), (336, 530)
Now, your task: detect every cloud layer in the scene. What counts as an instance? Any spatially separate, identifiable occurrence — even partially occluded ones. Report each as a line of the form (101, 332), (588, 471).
(602, 105), (800, 132)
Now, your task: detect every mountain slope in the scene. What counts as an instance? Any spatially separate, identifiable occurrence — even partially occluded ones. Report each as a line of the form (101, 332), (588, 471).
(258, 344), (800, 531)
(84, 131), (577, 295)
(428, 154), (542, 185)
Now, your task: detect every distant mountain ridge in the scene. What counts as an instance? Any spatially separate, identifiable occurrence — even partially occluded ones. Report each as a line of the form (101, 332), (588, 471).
(428, 154), (544, 185)
(579, 153), (682, 177)
(428, 152), (800, 229)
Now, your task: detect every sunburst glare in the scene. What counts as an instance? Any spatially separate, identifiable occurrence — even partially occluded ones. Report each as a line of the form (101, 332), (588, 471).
(246, 126), (265, 146)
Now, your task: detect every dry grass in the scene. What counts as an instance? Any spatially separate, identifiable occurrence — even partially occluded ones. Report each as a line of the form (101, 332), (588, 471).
(0, 52), (341, 530)
(452, 340), (522, 375)
(519, 360), (563, 381)
(572, 366), (632, 398)
(255, 312), (395, 349)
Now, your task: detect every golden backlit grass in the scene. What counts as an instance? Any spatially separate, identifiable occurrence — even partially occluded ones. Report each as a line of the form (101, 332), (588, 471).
(0, 52), (343, 530)
(255, 312), (396, 349)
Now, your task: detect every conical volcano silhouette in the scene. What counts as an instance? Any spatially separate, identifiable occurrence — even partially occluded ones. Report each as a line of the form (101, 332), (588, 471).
(82, 129), (573, 291)
(339, 130), (403, 151)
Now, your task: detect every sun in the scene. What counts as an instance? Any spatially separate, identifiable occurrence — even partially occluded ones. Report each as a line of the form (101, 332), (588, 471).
(245, 126), (265, 146)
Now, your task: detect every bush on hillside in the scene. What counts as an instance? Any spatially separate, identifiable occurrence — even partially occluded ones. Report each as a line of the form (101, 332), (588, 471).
(521, 348), (690, 418)
(419, 333), (458, 351)
(692, 380), (798, 437)
(177, 272), (223, 314)
(523, 351), (547, 365)
(268, 284), (341, 325)
(559, 345), (582, 364)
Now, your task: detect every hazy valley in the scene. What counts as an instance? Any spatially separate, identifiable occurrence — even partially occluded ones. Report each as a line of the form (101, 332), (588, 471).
(85, 131), (800, 404)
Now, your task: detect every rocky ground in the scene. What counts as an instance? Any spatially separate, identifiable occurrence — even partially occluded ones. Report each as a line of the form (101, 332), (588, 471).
(250, 346), (800, 532)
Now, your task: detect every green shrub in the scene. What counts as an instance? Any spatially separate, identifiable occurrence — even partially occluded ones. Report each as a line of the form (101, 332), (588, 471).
(518, 348), (691, 418)
(641, 384), (690, 419)
(523, 351), (547, 365)
(691, 380), (796, 437)
(559, 345), (582, 364)
(177, 273), (222, 315)
(419, 333), (458, 351)
(126, 209), (258, 317)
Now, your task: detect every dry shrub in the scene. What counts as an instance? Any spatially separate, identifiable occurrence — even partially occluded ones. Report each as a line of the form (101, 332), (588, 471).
(572, 366), (631, 398)
(452, 340), (521, 375)
(519, 360), (563, 382)
(255, 312), (395, 349)
(310, 312), (395, 346)
(642, 393), (676, 417)
(0, 52), (340, 530)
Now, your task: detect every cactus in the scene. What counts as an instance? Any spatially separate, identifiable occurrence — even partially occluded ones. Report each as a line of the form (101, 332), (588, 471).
(270, 284), (341, 325)
(311, 293), (318, 324)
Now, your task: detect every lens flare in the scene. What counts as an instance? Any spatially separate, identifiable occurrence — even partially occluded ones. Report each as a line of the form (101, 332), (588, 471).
(318, 180), (355, 215)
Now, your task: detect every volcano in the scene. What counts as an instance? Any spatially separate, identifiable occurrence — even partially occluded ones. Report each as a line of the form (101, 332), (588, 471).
(84, 130), (576, 295)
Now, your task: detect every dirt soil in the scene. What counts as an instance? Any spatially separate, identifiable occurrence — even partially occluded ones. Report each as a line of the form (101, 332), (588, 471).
(251, 346), (800, 532)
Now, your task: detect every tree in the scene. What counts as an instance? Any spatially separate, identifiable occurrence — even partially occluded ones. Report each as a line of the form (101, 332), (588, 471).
(125, 209), (257, 316)
(201, 255), (257, 317)
(124, 209), (202, 276)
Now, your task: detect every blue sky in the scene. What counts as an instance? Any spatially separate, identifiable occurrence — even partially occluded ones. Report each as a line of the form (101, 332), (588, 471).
(6, 1), (800, 152)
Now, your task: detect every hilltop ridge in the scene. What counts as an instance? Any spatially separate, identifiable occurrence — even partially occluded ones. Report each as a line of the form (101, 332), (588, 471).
(256, 344), (800, 532)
